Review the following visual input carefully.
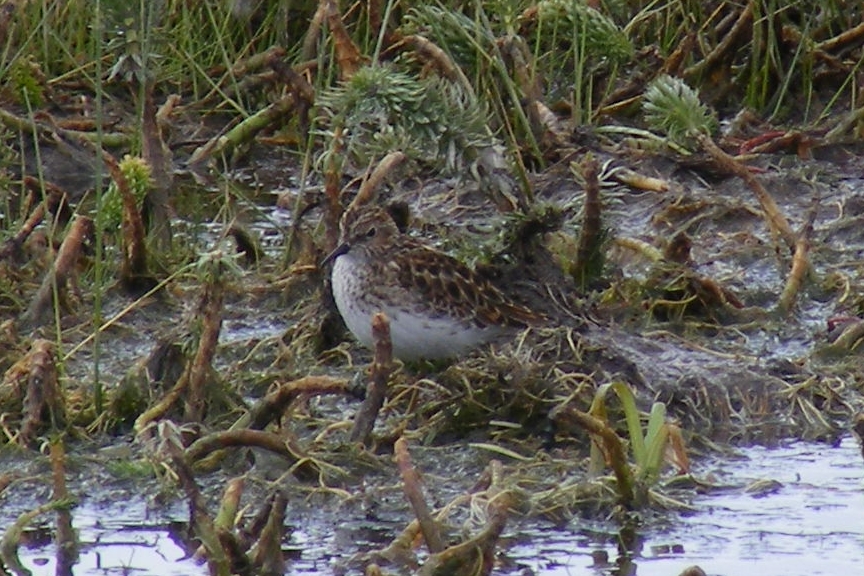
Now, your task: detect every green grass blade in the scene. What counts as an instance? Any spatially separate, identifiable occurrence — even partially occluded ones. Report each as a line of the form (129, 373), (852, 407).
(641, 402), (668, 482)
(612, 381), (644, 465)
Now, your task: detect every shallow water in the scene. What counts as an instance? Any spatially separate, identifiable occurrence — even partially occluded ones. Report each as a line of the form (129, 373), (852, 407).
(508, 436), (864, 576)
(11, 436), (863, 575)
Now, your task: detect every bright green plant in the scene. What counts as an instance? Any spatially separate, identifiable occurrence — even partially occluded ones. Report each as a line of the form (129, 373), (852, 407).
(589, 381), (672, 489)
(643, 74), (717, 151)
(97, 155), (153, 230)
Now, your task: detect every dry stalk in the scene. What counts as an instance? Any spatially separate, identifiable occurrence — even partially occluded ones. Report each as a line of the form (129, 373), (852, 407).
(831, 320), (864, 350)
(21, 175), (71, 217)
(684, 2), (754, 81)
(0, 182), (66, 262)
(270, 57), (316, 136)
(375, 518), (422, 568)
(500, 36), (568, 153)
(187, 94), (297, 167)
(777, 232), (811, 313)
(133, 376), (188, 436)
(0, 107), (128, 147)
(163, 432), (231, 576)
(18, 339), (64, 446)
(214, 477), (245, 532)
(324, 0), (365, 79)
(323, 126), (345, 254)
(613, 168), (669, 192)
(243, 491), (282, 551)
(596, 48), (664, 118)
(186, 277), (225, 423)
(394, 437), (444, 553)
(355, 462), (518, 572)
(301, 0), (328, 61)
(250, 490), (288, 575)
(572, 155), (602, 288)
(815, 19), (864, 53)
(246, 375), (351, 430)
(400, 35), (475, 95)
(186, 429), (319, 480)
(20, 216), (93, 330)
(0, 500), (73, 575)
(696, 133), (796, 251)
(661, 33), (695, 77)
(368, 0), (385, 48)
(779, 191), (817, 313)
(550, 404), (637, 508)
(229, 45), (287, 78)
(140, 85), (174, 250)
(216, 530), (252, 576)
(0, 471), (21, 494)
(418, 500), (513, 576)
(99, 152), (150, 283)
(665, 423), (691, 474)
(50, 439), (77, 573)
(350, 312), (393, 445)
(419, 465), (514, 576)
(353, 152), (407, 209)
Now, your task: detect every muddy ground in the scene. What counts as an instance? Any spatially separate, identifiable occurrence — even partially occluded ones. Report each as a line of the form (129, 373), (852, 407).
(3, 129), (864, 575)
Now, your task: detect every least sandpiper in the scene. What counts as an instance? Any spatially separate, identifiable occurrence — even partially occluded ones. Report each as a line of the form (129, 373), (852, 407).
(324, 205), (541, 360)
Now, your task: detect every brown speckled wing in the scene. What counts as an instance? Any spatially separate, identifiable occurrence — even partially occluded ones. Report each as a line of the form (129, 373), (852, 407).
(394, 241), (540, 328)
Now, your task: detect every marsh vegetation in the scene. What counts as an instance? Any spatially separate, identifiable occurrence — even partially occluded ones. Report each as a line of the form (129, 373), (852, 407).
(2, 1), (864, 574)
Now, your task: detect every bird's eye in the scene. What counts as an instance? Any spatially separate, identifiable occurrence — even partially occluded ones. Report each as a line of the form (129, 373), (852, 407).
(366, 227), (377, 238)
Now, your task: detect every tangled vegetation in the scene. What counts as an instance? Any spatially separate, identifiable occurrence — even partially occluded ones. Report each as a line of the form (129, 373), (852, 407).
(2, 1), (864, 575)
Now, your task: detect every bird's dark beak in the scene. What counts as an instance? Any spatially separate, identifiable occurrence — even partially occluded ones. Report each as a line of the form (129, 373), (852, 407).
(321, 242), (350, 267)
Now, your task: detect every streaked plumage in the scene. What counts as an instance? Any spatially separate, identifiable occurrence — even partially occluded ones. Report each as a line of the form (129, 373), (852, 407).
(326, 205), (540, 360)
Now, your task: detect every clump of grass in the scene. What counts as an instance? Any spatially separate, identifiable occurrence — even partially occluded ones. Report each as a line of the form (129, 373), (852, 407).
(592, 382), (672, 487)
(316, 64), (494, 173)
(576, 381), (687, 507)
(532, 0), (633, 64)
(1, 0), (296, 105)
(402, 5), (496, 81)
(528, 0), (632, 122)
(401, 4), (540, 158)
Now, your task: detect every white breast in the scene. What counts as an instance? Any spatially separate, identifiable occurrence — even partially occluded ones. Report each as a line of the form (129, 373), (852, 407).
(331, 254), (376, 348)
(331, 254), (501, 360)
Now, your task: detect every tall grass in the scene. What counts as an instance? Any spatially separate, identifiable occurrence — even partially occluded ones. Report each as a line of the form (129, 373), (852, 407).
(4, 0), (861, 159)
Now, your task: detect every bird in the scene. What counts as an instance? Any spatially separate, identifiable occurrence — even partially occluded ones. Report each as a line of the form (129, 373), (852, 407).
(323, 204), (542, 360)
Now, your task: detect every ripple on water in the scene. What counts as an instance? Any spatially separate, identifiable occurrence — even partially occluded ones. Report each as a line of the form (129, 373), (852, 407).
(508, 436), (864, 576)
(11, 438), (864, 575)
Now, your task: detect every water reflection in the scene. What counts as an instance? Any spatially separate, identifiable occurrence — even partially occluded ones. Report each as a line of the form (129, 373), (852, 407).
(10, 437), (864, 575)
(508, 436), (864, 576)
